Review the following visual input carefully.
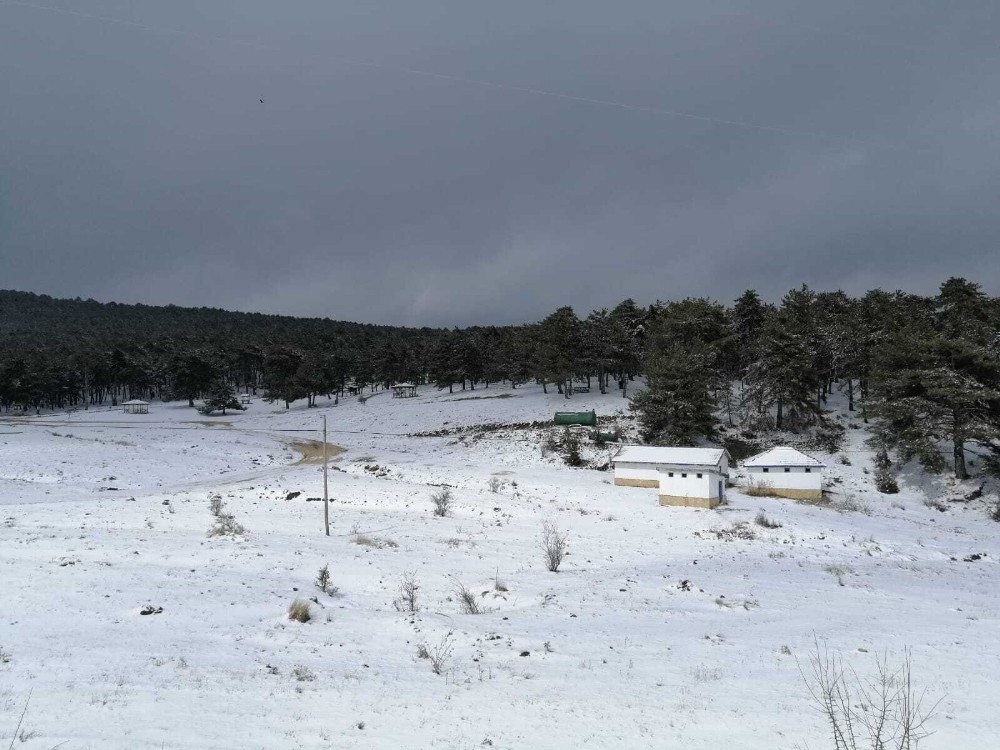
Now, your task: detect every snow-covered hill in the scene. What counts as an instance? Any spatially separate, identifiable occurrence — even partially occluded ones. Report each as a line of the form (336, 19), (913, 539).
(1, 384), (996, 748)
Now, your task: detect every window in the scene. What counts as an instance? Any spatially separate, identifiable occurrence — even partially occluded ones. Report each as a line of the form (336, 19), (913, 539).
(784, 467), (791, 473)
(762, 467), (769, 473)
(805, 468), (811, 473)
(668, 472), (674, 477)
(681, 473), (688, 478)
(697, 473), (703, 478)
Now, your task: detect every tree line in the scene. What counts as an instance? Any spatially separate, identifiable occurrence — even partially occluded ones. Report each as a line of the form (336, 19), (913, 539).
(2, 279), (998, 479)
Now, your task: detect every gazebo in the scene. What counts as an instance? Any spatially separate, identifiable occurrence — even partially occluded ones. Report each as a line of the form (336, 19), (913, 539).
(391, 383), (417, 399)
(122, 399), (150, 415)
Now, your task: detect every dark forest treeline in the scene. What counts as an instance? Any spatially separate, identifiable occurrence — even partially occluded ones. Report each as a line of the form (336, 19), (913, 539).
(2, 280), (999, 479)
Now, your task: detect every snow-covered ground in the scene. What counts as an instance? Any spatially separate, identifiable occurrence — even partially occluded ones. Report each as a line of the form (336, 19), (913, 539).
(1, 385), (997, 749)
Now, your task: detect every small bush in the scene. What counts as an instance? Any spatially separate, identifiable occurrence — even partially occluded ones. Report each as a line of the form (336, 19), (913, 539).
(839, 455), (851, 466)
(991, 499), (1000, 523)
(713, 522), (756, 541)
(288, 599), (311, 623)
(494, 571), (508, 592)
(488, 476), (504, 493)
(824, 564), (853, 586)
(873, 447), (892, 470)
(922, 497), (948, 513)
(426, 632), (454, 675)
(394, 571), (419, 613)
(352, 534), (398, 549)
(416, 644), (430, 659)
(561, 430), (584, 467)
(454, 581), (483, 614)
(832, 494), (872, 515)
(431, 487), (453, 517)
(874, 467), (899, 494)
(754, 511), (782, 529)
(209, 494), (223, 517)
(315, 564), (337, 595)
(541, 432), (559, 458)
(0, 646), (10, 664)
(208, 513), (246, 537)
(743, 478), (777, 497)
(541, 521), (568, 572)
(291, 665), (315, 682)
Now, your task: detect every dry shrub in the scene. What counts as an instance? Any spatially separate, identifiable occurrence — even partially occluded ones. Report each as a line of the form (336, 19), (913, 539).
(288, 599), (311, 623)
(352, 534), (398, 549)
(208, 494), (223, 517)
(424, 632), (454, 675)
(712, 522), (756, 541)
(454, 580), (483, 614)
(832, 494), (872, 515)
(798, 639), (939, 750)
(541, 520), (568, 572)
(208, 513), (246, 537)
(431, 487), (453, 517)
(743, 478), (778, 498)
(394, 571), (419, 613)
(754, 510), (782, 529)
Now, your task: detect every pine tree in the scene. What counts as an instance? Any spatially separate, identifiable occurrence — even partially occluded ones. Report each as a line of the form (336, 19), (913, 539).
(871, 280), (1000, 478)
(741, 313), (820, 431)
(198, 380), (243, 416)
(631, 302), (724, 444)
(535, 307), (582, 398)
(632, 340), (717, 444)
(166, 351), (219, 407)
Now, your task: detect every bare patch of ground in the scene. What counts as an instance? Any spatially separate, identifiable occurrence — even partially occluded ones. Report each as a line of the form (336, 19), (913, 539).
(288, 439), (346, 465)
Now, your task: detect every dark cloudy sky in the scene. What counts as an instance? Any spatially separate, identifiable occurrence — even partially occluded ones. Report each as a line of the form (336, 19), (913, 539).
(2, 1), (999, 325)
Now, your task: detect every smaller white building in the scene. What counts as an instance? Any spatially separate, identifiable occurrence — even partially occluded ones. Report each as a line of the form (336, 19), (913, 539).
(742, 447), (825, 499)
(612, 446), (730, 508)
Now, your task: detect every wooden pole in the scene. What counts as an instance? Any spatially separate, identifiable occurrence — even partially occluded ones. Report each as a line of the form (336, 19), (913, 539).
(323, 414), (330, 536)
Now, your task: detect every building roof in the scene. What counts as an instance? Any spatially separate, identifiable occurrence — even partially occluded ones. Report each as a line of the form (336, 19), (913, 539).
(612, 445), (727, 467)
(743, 447), (825, 468)
(392, 383), (416, 388)
(123, 399), (150, 405)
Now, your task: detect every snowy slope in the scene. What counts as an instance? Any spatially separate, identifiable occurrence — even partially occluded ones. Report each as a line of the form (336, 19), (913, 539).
(1, 384), (997, 749)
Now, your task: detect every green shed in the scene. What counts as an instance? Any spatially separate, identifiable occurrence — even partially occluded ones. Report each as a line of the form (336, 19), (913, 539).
(554, 410), (597, 427)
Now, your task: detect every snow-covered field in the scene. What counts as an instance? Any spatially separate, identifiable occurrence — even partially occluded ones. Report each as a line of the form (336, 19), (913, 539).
(1, 385), (997, 749)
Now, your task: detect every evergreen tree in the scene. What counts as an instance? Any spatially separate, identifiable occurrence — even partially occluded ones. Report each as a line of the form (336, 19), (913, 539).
(632, 339), (717, 444)
(871, 280), (1000, 478)
(166, 351), (218, 407)
(198, 380), (244, 416)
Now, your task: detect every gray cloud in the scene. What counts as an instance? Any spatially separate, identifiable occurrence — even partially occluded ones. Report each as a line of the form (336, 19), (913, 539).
(2, 0), (999, 325)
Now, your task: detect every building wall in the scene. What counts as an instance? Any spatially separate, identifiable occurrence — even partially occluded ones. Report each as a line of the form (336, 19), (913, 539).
(658, 494), (721, 509)
(657, 468), (725, 501)
(746, 466), (823, 493)
(613, 462), (661, 486)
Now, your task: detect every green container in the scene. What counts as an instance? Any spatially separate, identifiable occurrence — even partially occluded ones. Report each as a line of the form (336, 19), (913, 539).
(554, 410), (597, 427)
(592, 431), (619, 443)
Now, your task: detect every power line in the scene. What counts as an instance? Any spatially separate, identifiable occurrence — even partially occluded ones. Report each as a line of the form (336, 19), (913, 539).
(0, 0), (937, 154)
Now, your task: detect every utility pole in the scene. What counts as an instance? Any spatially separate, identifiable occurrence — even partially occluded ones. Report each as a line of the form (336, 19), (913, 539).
(323, 414), (330, 536)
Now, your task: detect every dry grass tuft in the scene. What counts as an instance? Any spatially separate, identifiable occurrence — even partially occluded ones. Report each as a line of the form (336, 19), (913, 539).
(288, 599), (311, 623)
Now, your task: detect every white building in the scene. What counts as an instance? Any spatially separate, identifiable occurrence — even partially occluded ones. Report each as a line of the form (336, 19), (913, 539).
(742, 447), (825, 499)
(612, 446), (730, 508)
